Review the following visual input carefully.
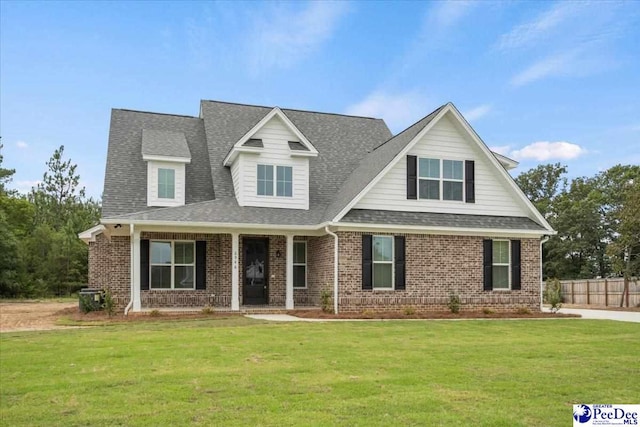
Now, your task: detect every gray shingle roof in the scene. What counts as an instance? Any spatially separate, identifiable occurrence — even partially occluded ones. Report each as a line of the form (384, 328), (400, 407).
(102, 110), (213, 217)
(141, 129), (191, 159)
(288, 141), (308, 151)
(243, 138), (263, 148)
(101, 101), (546, 234)
(323, 105), (445, 221)
(340, 209), (547, 231)
(102, 101), (391, 222)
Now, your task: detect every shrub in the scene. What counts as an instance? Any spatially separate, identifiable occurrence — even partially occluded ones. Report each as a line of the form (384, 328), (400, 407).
(482, 307), (495, 315)
(320, 289), (332, 313)
(447, 292), (461, 314)
(544, 278), (563, 313)
(149, 309), (161, 317)
(102, 289), (115, 316)
(516, 306), (531, 315)
(403, 306), (416, 316)
(201, 306), (214, 315)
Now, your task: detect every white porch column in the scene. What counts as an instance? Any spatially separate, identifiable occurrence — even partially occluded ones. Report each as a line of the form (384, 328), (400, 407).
(286, 234), (294, 310)
(132, 228), (141, 312)
(231, 233), (240, 311)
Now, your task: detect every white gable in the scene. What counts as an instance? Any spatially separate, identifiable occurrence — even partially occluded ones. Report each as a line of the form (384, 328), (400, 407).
(230, 115), (310, 210)
(354, 111), (533, 219)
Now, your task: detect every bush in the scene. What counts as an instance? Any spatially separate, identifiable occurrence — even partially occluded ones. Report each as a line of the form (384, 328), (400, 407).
(102, 289), (115, 316)
(447, 291), (461, 314)
(482, 307), (495, 315)
(403, 306), (416, 316)
(320, 289), (332, 313)
(201, 306), (214, 315)
(516, 306), (531, 315)
(544, 278), (563, 313)
(149, 309), (161, 317)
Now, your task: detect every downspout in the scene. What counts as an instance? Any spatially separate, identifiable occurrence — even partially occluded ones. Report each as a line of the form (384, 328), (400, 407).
(124, 223), (134, 315)
(540, 235), (550, 311)
(324, 226), (339, 314)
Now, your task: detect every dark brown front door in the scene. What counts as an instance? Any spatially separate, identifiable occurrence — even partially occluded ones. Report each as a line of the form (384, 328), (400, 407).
(243, 238), (268, 305)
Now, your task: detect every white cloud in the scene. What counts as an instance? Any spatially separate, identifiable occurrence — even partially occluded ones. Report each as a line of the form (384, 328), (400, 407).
(430, 0), (478, 30)
(463, 104), (492, 122)
(247, 2), (349, 70)
(489, 145), (512, 156)
(16, 141), (28, 149)
(496, 2), (579, 51)
(500, 2), (630, 87)
(345, 91), (430, 133)
(510, 141), (586, 161)
(14, 180), (41, 193)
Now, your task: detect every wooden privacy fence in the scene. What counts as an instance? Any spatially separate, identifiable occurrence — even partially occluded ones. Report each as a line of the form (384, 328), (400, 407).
(551, 278), (639, 307)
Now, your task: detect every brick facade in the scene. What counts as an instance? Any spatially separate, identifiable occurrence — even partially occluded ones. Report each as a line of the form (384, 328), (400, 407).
(88, 230), (541, 312)
(336, 231), (541, 312)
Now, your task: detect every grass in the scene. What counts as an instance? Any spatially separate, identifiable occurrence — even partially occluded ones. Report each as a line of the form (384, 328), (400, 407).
(1, 318), (638, 426)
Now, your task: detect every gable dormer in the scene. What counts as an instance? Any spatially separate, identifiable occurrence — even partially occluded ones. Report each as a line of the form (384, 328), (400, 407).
(223, 108), (318, 210)
(142, 129), (191, 207)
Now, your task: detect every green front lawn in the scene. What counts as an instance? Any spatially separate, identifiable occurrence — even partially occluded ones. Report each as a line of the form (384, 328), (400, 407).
(1, 318), (638, 426)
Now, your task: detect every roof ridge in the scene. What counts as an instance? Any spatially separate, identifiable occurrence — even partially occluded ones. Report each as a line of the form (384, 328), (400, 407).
(114, 108), (200, 120)
(200, 99), (385, 121)
(372, 104), (446, 152)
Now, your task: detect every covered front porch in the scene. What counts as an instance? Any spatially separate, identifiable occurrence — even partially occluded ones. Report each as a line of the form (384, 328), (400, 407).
(123, 226), (334, 313)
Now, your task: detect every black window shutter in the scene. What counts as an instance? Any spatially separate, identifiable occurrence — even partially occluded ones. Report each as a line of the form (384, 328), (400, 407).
(394, 236), (406, 290)
(140, 239), (150, 291)
(511, 240), (521, 290)
(407, 155), (417, 200)
(362, 235), (373, 290)
(483, 239), (492, 291)
(465, 160), (475, 203)
(196, 241), (207, 290)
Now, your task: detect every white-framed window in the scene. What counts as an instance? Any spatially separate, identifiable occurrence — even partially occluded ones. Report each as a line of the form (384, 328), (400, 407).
(492, 240), (510, 290)
(373, 236), (394, 289)
(293, 241), (307, 288)
(158, 168), (176, 199)
(418, 158), (463, 201)
(150, 241), (195, 289)
(257, 164), (292, 197)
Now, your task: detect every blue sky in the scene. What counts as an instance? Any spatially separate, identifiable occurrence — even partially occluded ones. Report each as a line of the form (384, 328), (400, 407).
(1, 0), (639, 199)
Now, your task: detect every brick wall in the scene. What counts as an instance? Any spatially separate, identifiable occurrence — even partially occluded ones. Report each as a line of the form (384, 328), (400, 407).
(336, 231), (541, 312)
(295, 235), (334, 306)
(88, 234), (130, 309)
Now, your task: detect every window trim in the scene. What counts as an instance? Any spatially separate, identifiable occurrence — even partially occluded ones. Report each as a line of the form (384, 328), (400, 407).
(418, 157), (465, 202)
(157, 168), (176, 199)
(492, 239), (511, 291)
(372, 235), (394, 290)
(149, 240), (196, 290)
(293, 240), (307, 289)
(256, 164), (293, 198)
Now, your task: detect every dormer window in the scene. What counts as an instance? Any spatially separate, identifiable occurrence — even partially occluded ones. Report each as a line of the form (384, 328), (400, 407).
(257, 164), (292, 197)
(158, 168), (176, 199)
(141, 129), (191, 207)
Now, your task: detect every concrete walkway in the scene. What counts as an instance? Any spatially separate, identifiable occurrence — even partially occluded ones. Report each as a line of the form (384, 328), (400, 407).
(544, 307), (640, 323)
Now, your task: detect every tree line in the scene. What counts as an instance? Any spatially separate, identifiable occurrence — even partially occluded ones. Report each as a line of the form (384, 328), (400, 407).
(516, 163), (639, 281)
(0, 143), (100, 297)
(0, 142), (638, 298)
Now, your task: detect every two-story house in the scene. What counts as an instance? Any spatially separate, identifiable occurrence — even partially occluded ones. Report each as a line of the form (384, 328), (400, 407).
(80, 100), (555, 314)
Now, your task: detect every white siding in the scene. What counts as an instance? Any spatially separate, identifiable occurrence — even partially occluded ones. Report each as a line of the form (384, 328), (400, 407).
(231, 116), (309, 210)
(355, 114), (528, 217)
(147, 161), (186, 207)
(231, 157), (243, 206)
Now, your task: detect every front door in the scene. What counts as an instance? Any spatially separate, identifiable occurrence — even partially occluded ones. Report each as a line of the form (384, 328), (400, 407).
(243, 238), (269, 305)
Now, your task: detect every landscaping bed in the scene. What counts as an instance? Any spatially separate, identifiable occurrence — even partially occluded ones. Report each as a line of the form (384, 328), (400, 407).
(290, 309), (580, 319)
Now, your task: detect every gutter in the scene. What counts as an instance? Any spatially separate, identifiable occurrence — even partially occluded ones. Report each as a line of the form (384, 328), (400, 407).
(540, 235), (551, 311)
(324, 226), (339, 314)
(124, 224), (134, 315)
